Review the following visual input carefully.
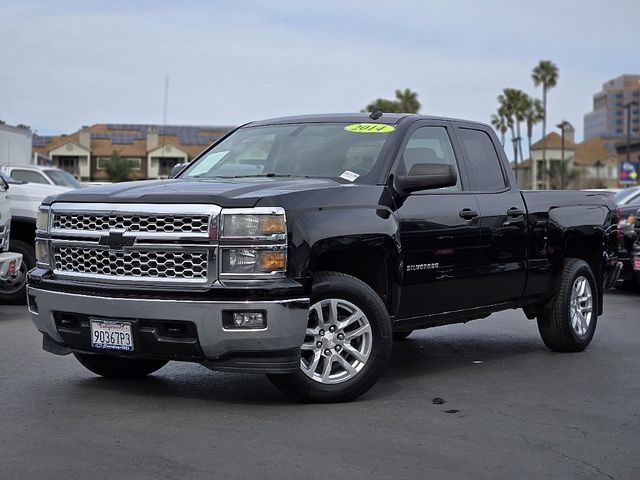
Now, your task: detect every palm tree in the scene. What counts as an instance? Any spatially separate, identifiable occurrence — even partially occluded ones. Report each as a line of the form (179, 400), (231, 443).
(490, 110), (508, 147)
(532, 60), (559, 184)
(524, 96), (544, 155)
(498, 88), (529, 176)
(395, 88), (421, 113)
(364, 88), (421, 114)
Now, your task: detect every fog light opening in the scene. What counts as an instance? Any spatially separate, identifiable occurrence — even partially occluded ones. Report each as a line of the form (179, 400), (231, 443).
(224, 311), (267, 330)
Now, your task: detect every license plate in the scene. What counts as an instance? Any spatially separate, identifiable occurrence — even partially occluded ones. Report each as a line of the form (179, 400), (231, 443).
(90, 319), (134, 351)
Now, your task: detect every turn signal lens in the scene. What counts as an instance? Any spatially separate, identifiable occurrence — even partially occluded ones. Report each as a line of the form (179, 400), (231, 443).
(259, 251), (286, 270)
(258, 216), (286, 235)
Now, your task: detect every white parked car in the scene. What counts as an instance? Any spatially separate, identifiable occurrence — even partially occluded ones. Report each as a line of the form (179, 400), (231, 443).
(0, 172), (72, 303)
(1, 164), (82, 189)
(0, 176), (22, 280)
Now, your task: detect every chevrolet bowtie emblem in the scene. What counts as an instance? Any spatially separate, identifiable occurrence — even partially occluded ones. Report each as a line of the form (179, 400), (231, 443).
(99, 229), (136, 250)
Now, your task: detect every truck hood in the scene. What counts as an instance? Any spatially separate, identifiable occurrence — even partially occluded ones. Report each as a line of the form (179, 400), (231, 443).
(45, 177), (349, 207)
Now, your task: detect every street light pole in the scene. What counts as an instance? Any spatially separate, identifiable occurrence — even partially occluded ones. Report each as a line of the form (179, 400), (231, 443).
(557, 121), (568, 190)
(511, 136), (521, 183)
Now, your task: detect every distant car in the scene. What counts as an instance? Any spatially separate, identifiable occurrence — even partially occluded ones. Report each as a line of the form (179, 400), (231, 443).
(0, 165), (82, 189)
(0, 172), (72, 304)
(615, 186), (640, 206)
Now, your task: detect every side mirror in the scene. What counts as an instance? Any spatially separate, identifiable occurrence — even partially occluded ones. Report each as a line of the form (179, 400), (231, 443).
(393, 163), (457, 195)
(168, 163), (187, 179)
(0, 177), (8, 191)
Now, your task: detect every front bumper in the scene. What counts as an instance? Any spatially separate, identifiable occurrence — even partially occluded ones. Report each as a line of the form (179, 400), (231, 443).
(0, 252), (22, 279)
(27, 285), (310, 373)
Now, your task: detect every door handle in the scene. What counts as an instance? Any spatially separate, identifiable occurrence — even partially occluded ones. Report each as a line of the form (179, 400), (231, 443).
(507, 207), (525, 218)
(459, 208), (479, 220)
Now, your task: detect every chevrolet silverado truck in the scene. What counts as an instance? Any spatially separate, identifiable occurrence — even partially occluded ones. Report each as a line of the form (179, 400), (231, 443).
(0, 175), (23, 280)
(28, 113), (621, 403)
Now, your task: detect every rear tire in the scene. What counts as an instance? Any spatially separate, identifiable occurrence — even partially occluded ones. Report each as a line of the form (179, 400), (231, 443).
(0, 239), (34, 305)
(73, 353), (168, 379)
(267, 272), (392, 403)
(537, 259), (598, 352)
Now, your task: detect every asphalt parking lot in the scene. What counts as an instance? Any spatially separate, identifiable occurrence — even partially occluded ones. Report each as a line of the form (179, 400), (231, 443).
(1, 291), (639, 480)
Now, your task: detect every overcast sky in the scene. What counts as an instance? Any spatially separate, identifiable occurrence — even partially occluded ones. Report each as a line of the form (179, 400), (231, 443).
(1, 0), (638, 156)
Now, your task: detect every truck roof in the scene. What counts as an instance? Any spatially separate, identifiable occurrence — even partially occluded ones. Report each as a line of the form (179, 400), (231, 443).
(247, 113), (489, 128)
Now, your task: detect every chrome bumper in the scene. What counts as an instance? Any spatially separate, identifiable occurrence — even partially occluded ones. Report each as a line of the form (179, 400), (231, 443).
(27, 286), (309, 361)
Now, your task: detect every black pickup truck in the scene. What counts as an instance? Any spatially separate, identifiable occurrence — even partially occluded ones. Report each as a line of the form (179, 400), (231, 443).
(28, 113), (621, 402)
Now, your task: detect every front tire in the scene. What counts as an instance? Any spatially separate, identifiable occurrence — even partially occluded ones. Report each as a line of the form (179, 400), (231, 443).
(73, 353), (168, 379)
(268, 272), (392, 403)
(537, 259), (598, 352)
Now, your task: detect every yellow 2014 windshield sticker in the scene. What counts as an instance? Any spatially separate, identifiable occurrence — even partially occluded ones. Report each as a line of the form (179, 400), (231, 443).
(344, 123), (395, 133)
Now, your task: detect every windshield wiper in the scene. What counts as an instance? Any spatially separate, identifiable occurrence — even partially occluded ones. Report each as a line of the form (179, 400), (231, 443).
(226, 173), (311, 179)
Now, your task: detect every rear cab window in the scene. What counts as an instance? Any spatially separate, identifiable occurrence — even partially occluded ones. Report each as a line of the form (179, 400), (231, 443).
(457, 128), (507, 192)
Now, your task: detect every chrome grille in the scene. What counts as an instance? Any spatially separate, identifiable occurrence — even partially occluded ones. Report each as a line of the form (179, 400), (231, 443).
(54, 247), (208, 280)
(53, 214), (209, 234)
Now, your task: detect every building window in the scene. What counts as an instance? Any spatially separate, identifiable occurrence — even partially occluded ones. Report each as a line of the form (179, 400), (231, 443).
(158, 158), (181, 176)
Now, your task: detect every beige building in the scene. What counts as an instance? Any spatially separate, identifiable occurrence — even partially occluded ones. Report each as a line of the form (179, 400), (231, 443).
(515, 132), (619, 190)
(33, 124), (232, 181)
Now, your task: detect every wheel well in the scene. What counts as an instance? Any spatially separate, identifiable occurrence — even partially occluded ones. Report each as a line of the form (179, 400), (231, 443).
(10, 219), (36, 247)
(564, 236), (602, 280)
(564, 235), (604, 315)
(313, 248), (393, 311)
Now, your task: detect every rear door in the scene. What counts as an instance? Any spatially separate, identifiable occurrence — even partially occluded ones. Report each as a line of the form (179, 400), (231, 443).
(394, 120), (485, 318)
(453, 124), (527, 305)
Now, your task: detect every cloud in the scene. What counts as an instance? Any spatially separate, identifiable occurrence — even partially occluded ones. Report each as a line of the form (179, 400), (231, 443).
(1, 0), (638, 154)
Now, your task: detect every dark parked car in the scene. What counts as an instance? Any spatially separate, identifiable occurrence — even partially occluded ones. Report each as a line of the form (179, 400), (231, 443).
(28, 113), (620, 402)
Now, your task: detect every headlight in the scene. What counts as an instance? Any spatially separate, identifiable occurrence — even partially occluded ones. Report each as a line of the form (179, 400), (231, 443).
(36, 208), (50, 233)
(221, 248), (286, 275)
(219, 208), (287, 277)
(35, 239), (50, 266)
(221, 212), (286, 240)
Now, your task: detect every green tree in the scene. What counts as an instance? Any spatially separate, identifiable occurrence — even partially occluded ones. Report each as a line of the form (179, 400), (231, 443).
(395, 88), (421, 113)
(364, 88), (421, 114)
(546, 159), (579, 190)
(105, 150), (134, 182)
(532, 60), (559, 177)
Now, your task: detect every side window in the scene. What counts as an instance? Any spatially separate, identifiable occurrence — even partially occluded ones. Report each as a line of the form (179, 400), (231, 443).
(10, 170), (48, 184)
(458, 128), (507, 191)
(397, 126), (461, 192)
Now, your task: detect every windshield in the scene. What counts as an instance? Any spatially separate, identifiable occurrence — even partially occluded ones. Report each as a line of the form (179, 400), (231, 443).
(181, 123), (396, 183)
(45, 169), (82, 188)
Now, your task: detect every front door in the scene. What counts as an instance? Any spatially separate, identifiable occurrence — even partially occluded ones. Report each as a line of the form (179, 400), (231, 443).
(394, 122), (484, 318)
